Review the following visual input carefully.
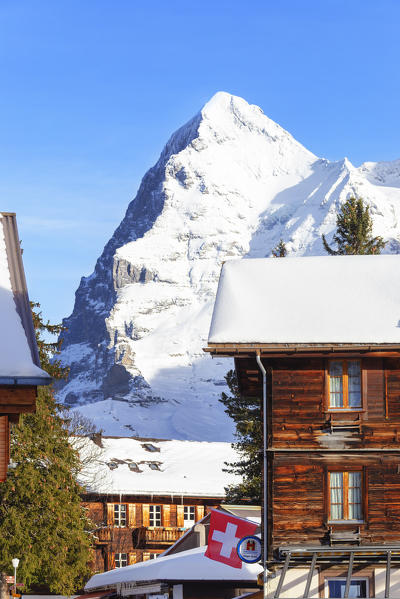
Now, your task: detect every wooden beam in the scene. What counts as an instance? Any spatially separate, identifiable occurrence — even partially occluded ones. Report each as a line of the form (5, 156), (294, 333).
(0, 386), (36, 414)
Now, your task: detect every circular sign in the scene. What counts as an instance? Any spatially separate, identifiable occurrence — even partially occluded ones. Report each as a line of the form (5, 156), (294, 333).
(237, 535), (262, 563)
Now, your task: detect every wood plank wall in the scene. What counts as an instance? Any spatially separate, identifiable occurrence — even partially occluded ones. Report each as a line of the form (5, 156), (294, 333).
(236, 356), (400, 550)
(272, 455), (400, 547)
(237, 357), (400, 449)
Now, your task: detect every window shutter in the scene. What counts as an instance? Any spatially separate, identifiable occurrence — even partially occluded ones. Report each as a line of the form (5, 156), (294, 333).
(163, 504), (171, 527)
(177, 505), (184, 527)
(128, 504), (136, 527)
(129, 552), (137, 565)
(195, 506), (204, 522)
(142, 504), (150, 527)
(106, 503), (114, 526)
(363, 358), (385, 419)
(108, 552), (115, 570)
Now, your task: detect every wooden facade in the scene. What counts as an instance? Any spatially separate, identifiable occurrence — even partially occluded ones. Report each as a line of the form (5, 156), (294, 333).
(84, 493), (220, 573)
(231, 354), (400, 553)
(0, 388), (37, 481)
(202, 344), (400, 596)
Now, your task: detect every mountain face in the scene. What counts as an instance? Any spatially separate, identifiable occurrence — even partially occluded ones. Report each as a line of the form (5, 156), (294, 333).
(57, 92), (400, 441)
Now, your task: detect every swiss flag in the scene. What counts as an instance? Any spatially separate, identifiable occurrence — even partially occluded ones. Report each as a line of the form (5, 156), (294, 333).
(205, 509), (258, 569)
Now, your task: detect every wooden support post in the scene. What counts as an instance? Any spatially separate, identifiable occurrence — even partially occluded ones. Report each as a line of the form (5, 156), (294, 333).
(385, 550), (392, 598)
(344, 551), (354, 599)
(303, 552), (317, 598)
(274, 552), (291, 599)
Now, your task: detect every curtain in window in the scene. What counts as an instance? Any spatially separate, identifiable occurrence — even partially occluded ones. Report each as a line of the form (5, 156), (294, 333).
(348, 361), (361, 407)
(329, 361), (343, 407)
(348, 471), (362, 519)
(330, 472), (343, 519)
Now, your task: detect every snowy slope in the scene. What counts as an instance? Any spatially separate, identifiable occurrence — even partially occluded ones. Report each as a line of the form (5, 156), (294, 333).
(57, 91), (400, 441)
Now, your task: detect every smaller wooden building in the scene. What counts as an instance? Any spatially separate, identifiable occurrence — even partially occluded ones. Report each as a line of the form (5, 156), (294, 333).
(78, 435), (243, 572)
(0, 212), (51, 480)
(84, 544), (261, 599)
(83, 505), (262, 599)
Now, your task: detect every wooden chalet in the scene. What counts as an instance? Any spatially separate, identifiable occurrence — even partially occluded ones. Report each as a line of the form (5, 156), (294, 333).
(0, 212), (51, 481)
(78, 435), (242, 573)
(205, 255), (400, 598)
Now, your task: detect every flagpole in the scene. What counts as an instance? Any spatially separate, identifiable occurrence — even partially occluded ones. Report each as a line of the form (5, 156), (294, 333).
(256, 354), (268, 599)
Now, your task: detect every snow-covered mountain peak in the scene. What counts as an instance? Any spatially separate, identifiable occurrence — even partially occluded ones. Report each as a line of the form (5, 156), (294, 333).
(57, 92), (400, 441)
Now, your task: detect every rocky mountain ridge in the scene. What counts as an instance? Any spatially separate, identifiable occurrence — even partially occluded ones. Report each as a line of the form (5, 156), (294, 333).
(57, 91), (400, 441)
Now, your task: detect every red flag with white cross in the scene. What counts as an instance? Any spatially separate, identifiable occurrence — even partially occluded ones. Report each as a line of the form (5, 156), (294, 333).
(205, 509), (258, 568)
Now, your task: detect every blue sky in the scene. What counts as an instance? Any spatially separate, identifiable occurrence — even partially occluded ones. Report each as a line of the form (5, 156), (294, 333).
(0, 0), (399, 325)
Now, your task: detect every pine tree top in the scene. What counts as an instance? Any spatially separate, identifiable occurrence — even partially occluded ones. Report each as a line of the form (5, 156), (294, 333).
(272, 239), (288, 258)
(322, 197), (386, 255)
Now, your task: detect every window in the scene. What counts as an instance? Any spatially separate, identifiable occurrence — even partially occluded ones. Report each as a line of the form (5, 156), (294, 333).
(114, 504), (127, 527)
(329, 471), (363, 521)
(183, 506), (196, 528)
(328, 360), (362, 409)
(148, 462), (161, 471)
(149, 505), (162, 526)
(114, 553), (128, 568)
(142, 443), (160, 452)
(325, 577), (368, 597)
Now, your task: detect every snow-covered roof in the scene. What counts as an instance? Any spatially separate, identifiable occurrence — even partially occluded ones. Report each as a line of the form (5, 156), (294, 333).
(78, 436), (242, 497)
(0, 213), (51, 383)
(85, 546), (261, 590)
(208, 255), (400, 345)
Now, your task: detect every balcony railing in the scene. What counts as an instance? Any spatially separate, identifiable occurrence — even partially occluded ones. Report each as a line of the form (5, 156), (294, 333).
(95, 527), (111, 543)
(133, 526), (183, 548)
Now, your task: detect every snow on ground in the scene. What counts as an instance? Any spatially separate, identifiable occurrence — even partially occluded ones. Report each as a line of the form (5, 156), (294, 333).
(77, 436), (242, 496)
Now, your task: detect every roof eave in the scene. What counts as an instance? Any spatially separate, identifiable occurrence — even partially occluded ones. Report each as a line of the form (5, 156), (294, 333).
(0, 375), (52, 386)
(204, 342), (400, 357)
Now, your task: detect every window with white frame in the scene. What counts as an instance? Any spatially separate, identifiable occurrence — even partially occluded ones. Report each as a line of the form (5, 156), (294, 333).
(114, 503), (127, 527)
(325, 577), (368, 597)
(149, 504), (162, 526)
(329, 471), (363, 521)
(114, 553), (128, 568)
(183, 506), (196, 528)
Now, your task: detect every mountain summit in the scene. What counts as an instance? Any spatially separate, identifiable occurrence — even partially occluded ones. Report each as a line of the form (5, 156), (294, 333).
(57, 92), (400, 440)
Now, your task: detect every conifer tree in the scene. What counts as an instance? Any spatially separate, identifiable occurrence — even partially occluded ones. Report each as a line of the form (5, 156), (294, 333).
(322, 196), (386, 255)
(272, 239), (287, 257)
(219, 370), (262, 503)
(0, 304), (92, 594)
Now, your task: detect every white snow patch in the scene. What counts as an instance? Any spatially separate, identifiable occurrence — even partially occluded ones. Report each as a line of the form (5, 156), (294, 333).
(77, 436), (242, 496)
(209, 255), (400, 345)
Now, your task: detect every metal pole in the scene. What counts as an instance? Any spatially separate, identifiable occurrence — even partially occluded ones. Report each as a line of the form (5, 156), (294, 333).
(11, 558), (19, 598)
(385, 550), (392, 598)
(303, 552), (317, 598)
(274, 551), (291, 599)
(256, 354), (268, 599)
(344, 551), (354, 598)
